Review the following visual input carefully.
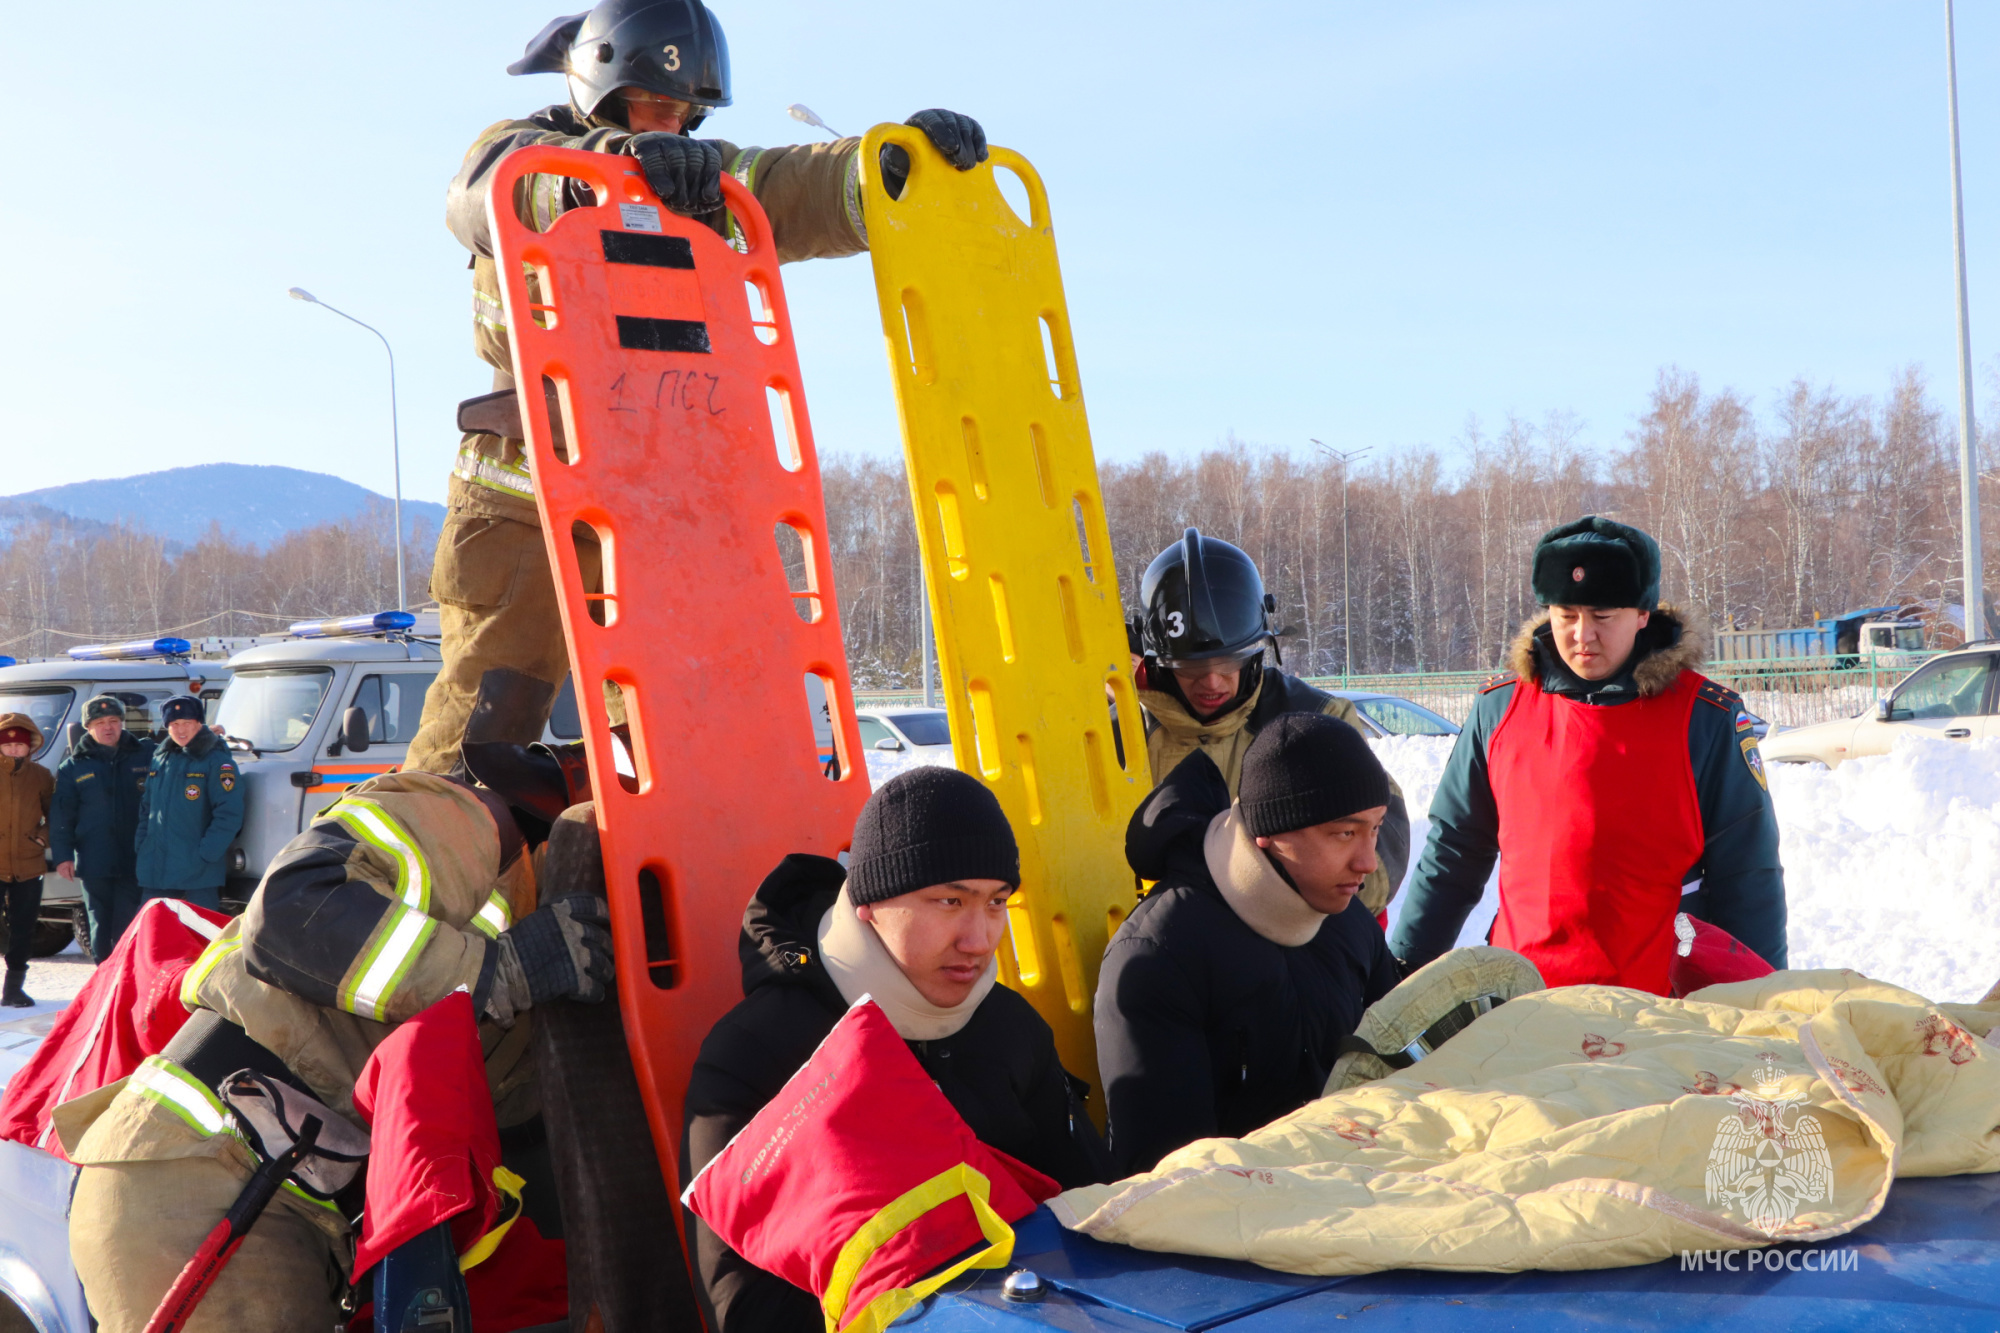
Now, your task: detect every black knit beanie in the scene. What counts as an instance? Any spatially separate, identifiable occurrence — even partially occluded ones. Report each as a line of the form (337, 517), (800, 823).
(1239, 713), (1391, 838)
(847, 767), (1020, 904)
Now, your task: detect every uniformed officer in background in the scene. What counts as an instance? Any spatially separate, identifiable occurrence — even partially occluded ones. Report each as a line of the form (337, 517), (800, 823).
(407, 0), (991, 774)
(1389, 517), (1787, 992)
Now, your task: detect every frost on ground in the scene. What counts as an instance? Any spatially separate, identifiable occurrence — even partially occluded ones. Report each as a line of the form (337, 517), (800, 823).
(1372, 732), (2000, 1003)
(0, 943), (95, 1092)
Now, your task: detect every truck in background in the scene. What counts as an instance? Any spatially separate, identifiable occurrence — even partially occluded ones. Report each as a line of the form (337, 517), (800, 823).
(214, 611), (581, 905)
(1710, 604), (1927, 669)
(0, 640), (228, 956)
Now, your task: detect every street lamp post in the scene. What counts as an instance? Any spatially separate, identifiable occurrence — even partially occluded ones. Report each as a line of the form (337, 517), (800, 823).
(1312, 441), (1373, 682)
(1945, 0), (1988, 643)
(289, 288), (407, 612)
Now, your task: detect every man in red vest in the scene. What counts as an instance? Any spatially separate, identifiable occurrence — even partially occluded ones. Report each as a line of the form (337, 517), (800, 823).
(1389, 517), (1786, 993)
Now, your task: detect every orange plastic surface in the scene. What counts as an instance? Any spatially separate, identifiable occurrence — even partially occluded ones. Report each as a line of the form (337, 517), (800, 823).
(487, 147), (869, 1206)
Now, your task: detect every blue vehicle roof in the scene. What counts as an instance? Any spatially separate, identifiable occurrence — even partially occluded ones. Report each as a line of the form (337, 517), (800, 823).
(906, 1172), (2000, 1332)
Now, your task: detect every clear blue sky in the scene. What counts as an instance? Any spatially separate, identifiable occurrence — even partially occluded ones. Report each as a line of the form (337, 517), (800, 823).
(6, 1), (1996, 506)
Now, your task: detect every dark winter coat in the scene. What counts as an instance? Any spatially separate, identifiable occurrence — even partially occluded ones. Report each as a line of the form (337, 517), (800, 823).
(1138, 668), (1413, 915)
(49, 730), (152, 879)
(134, 728), (244, 893)
(683, 853), (1106, 1333)
(1095, 751), (1402, 1177)
(1388, 608), (1787, 973)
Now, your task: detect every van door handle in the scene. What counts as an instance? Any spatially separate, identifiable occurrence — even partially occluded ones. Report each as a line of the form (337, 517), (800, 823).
(1945, 728), (1971, 739)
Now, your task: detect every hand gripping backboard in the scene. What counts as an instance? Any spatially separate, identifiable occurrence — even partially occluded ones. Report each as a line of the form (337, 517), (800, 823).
(487, 147), (870, 1202)
(860, 128), (1146, 1116)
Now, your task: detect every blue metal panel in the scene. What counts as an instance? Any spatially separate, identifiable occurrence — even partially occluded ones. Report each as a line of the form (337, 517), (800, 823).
(907, 1174), (2000, 1333)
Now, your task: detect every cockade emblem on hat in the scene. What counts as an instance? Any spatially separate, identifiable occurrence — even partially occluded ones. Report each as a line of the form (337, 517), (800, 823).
(1572, 566), (1586, 582)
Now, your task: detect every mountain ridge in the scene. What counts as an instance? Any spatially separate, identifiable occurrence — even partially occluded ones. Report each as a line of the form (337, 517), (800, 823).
(6, 464), (447, 550)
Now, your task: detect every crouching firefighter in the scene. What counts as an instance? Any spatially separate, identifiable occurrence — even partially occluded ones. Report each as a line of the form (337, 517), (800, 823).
(56, 745), (611, 1331)
(1131, 528), (1411, 915)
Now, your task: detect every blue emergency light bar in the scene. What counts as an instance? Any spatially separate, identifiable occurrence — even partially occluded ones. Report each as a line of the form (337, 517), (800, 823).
(0, 657), (14, 669)
(67, 638), (194, 662)
(287, 611), (417, 640)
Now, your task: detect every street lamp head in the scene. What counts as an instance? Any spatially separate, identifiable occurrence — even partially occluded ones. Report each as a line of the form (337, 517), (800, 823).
(787, 103), (842, 138)
(288, 287), (318, 304)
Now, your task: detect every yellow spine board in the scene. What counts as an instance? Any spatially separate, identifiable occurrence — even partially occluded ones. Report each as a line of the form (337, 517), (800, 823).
(860, 126), (1147, 1115)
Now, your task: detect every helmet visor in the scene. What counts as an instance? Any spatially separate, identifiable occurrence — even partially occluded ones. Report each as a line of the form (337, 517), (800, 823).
(1156, 644), (1266, 674)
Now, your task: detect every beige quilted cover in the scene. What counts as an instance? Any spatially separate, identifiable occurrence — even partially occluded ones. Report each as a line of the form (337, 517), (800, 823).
(1052, 970), (2000, 1274)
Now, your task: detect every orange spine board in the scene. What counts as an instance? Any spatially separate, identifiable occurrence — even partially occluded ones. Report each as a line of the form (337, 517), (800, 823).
(487, 145), (869, 1203)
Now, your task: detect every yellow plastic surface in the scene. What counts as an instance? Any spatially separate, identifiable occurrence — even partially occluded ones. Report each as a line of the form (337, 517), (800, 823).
(861, 126), (1147, 1114)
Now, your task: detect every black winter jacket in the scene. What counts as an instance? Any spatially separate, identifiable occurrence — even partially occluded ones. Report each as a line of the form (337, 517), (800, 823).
(682, 854), (1106, 1333)
(49, 731), (151, 878)
(1095, 752), (1401, 1176)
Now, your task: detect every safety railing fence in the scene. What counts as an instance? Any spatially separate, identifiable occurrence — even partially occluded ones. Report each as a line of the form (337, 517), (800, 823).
(857, 654), (1941, 734)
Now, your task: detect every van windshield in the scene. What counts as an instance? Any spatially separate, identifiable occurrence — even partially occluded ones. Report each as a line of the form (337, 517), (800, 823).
(0, 688), (74, 761)
(216, 669), (334, 752)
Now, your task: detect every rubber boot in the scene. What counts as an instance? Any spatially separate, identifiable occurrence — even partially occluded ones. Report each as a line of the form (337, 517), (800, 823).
(445, 668), (560, 785)
(1, 969), (30, 1008)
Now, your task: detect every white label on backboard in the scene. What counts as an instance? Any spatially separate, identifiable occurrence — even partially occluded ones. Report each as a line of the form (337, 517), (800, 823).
(619, 203), (663, 233)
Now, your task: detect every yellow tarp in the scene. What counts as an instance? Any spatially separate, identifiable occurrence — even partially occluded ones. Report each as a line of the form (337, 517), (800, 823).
(1053, 970), (2000, 1273)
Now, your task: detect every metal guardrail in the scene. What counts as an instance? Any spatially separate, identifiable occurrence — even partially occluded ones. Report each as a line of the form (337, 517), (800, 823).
(856, 652), (1942, 734)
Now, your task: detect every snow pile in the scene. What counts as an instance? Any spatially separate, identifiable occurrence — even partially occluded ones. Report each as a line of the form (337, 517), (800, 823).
(1374, 736), (1498, 949)
(1769, 734), (2000, 1002)
(1370, 732), (2000, 1003)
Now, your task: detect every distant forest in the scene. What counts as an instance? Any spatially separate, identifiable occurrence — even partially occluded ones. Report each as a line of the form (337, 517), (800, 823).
(3, 367), (1993, 679)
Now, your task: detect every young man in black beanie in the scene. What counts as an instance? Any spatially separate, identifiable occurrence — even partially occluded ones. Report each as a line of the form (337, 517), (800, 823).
(683, 766), (1105, 1333)
(1389, 516), (1786, 995)
(1095, 713), (1401, 1175)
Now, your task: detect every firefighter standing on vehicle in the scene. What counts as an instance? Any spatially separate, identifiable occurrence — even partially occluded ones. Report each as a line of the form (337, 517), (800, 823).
(1131, 529), (1411, 915)
(405, 0), (992, 774)
(1389, 516), (1788, 992)
(58, 754), (611, 1332)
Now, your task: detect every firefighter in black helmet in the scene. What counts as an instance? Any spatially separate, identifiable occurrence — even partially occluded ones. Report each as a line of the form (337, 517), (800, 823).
(408, 0), (990, 775)
(1132, 529), (1411, 915)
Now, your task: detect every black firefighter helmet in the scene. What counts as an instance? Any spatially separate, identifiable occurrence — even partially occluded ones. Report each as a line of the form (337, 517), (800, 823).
(509, 0), (732, 128)
(1137, 528), (1279, 670)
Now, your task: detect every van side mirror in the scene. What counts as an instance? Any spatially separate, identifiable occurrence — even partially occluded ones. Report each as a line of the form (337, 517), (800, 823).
(1875, 698), (1894, 722)
(873, 737), (904, 752)
(342, 707), (372, 753)
(67, 723), (84, 751)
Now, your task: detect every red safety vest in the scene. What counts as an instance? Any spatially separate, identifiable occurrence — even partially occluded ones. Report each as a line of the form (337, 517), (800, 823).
(1486, 669), (1705, 993)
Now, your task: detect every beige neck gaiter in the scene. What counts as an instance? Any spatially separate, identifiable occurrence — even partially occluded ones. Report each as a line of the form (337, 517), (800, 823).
(817, 885), (997, 1041)
(1202, 802), (1328, 947)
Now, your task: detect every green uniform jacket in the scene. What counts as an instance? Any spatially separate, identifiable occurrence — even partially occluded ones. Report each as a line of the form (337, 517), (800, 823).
(1387, 608), (1787, 972)
(50, 731), (152, 879)
(444, 103), (867, 525)
(134, 728), (243, 893)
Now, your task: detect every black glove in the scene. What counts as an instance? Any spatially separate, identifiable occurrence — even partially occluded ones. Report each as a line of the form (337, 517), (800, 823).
(484, 894), (613, 1026)
(625, 132), (724, 217)
(880, 109), (988, 200)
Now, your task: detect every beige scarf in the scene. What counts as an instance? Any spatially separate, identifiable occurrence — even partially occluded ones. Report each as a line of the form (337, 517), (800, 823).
(817, 886), (997, 1040)
(1202, 802), (1328, 947)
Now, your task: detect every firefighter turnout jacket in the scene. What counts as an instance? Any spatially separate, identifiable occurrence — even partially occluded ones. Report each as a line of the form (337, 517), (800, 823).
(57, 771), (542, 1184)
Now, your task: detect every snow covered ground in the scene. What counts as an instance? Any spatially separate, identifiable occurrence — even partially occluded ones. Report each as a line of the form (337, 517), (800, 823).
(1375, 732), (2000, 1003)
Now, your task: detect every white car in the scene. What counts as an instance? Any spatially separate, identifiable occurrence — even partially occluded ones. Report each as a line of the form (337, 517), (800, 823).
(856, 707), (954, 785)
(1757, 643), (1996, 768)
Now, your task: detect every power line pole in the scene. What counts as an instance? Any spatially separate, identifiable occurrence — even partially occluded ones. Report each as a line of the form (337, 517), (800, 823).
(1313, 441), (1373, 681)
(1946, 0), (1988, 641)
